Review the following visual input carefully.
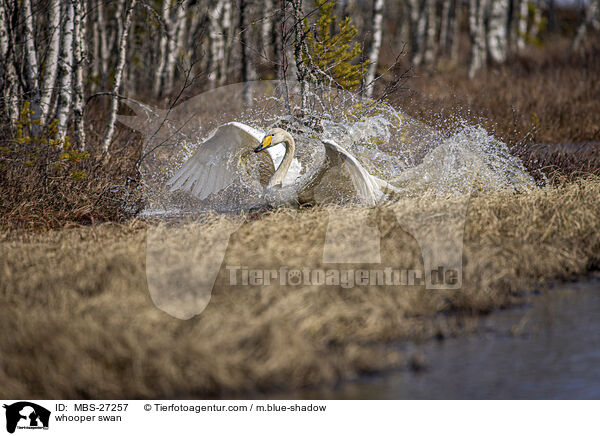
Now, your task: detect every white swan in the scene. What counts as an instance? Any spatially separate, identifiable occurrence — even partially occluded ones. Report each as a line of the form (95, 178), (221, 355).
(167, 122), (395, 207)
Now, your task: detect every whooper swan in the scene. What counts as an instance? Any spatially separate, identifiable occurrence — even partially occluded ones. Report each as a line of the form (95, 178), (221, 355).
(167, 122), (395, 207)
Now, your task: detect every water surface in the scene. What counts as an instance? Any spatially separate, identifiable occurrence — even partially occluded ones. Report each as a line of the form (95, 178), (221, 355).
(300, 278), (600, 399)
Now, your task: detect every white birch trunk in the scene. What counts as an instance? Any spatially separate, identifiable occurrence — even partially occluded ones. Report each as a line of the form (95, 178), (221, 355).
(468, 0), (488, 78)
(97, 0), (109, 88)
(365, 0), (385, 98)
(39, 0), (60, 125)
(208, 0), (228, 87)
(290, 0), (308, 109)
(487, 0), (509, 63)
(573, 0), (599, 50)
(274, 0), (284, 81)
(153, 0), (170, 96)
(239, 0), (256, 104)
(56, 2), (74, 139)
(262, 0), (273, 52)
(208, 1), (222, 87)
(219, 0), (232, 87)
(423, 0), (437, 64)
(408, 0), (427, 66)
(517, 0), (529, 51)
(102, 0), (137, 153)
(439, 0), (452, 55)
(111, 0), (125, 53)
(163, 0), (187, 95)
(91, 0), (99, 84)
(80, 0), (88, 74)
(175, 0), (189, 60)
(0, 0), (18, 121)
(451, 0), (461, 62)
(123, 12), (135, 91)
(398, 1), (410, 49)
(72, 0), (86, 149)
(187, 4), (202, 49)
(22, 0), (41, 121)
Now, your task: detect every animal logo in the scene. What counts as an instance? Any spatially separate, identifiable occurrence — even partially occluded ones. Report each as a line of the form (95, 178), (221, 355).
(3, 402), (50, 434)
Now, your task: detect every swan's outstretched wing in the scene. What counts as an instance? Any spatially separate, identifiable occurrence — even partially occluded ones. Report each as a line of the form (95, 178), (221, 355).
(168, 122), (299, 200)
(167, 122), (262, 200)
(321, 139), (385, 206)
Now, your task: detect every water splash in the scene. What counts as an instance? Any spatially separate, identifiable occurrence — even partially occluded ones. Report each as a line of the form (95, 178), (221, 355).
(120, 80), (536, 216)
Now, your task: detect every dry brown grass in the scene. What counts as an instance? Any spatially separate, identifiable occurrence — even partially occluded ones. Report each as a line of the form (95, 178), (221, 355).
(388, 39), (600, 144)
(0, 101), (144, 229)
(382, 39), (600, 180)
(1, 177), (599, 399)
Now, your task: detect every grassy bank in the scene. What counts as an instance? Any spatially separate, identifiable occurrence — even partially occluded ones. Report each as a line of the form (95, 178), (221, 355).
(1, 177), (599, 398)
(385, 40), (600, 179)
(1, 41), (599, 230)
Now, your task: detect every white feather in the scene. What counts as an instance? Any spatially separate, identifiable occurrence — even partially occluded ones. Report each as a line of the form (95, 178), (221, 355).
(168, 122), (387, 206)
(167, 122), (303, 200)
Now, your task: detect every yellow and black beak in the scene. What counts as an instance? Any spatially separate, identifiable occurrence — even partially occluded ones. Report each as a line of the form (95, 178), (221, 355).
(254, 135), (272, 153)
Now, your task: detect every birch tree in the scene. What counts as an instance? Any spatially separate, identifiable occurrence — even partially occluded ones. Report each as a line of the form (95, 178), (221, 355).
(365, 0), (385, 98)
(80, 0), (88, 68)
(163, 0), (188, 95)
(516, 0), (529, 51)
(487, 0), (509, 64)
(439, 0), (453, 56)
(274, 0), (285, 81)
(282, 2), (298, 86)
(102, 0), (137, 153)
(573, 0), (600, 51)
(0, 0), (18, 121)
(423, 0), (437, 64)
(72, 0), (86, 149)
(239, 0), (257, 104)
(407, 0), (426, 66)
(111, 0), (125, 54)
(208, 0), (232, 87)
(56, 1), (74, 138)
(261, 0), (273, 58)
(96, 0), (110, 88)
(290, 0), (309, 109)
(186, 3), (203, 50)
(153, 0), (170, 96)
(39, 0), (61, 125)
(22, 0), (41, 121)
(468, 0), (488, 78)
(451, 0), (462, 61)
(219, 0), (233, 86)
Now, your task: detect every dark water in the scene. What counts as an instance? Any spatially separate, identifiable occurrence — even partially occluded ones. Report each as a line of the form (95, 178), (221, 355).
(295, 277), (600, 399)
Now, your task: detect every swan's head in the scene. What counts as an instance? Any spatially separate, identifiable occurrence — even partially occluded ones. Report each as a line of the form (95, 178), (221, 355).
(254, 128), (289, 153)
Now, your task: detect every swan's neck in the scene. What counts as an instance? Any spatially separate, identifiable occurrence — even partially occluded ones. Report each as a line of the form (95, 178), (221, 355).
(267, 132), (295, 188)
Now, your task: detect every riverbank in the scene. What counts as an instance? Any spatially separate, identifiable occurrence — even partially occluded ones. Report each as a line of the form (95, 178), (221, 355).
(1, 177), (599, 398)
(271, 276), (600, 399)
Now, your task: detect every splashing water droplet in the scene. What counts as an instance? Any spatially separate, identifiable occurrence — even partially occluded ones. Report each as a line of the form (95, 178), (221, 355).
(126, 80), (536, 216)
